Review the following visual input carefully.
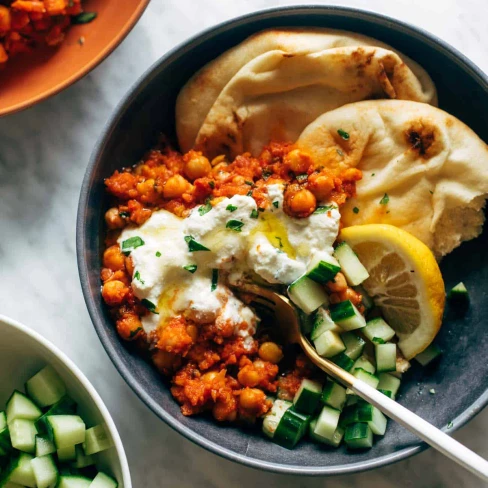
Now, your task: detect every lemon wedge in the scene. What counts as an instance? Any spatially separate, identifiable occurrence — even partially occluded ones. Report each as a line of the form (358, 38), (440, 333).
(339, 224), (445, 359)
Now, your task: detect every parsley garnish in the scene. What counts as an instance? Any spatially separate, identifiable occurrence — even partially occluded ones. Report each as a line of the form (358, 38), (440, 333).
(429, 190), (434, 195)
(211, 269), (219, 291)
(121, 236), (145, 256)
(246, 190), (253, 197)
(353, 207), (360, 214)
(336, 149), (344, 157)
(208, 181), (215, 189)
(226, 220), (244, 232)
(379, 193), (390, 205)
(72, 12), (97, 24)
(198, 199), (212, 216)
(226, 204), (238, 212)
(141, 299), (158, 314)
(250, 209), (259, 219)
(296, 174), (308, 183)
(275, 236), (284, 248)
(245, 181), (253, 186)
(272, 201), (279, 208)
(337, 129), (350, 140)
(119, 211), (130, 218)
(313, 205), (334, 214)
(183, 264), (197, 274)
(129, 327), (142, 338)
(258, 208), (265, 213)
(155, 251), (161, 257)
(262, 169), (272, 180)
(184, 236), (210, 252)
(371, 173), (375, 177)
(134, 271), (145, 285)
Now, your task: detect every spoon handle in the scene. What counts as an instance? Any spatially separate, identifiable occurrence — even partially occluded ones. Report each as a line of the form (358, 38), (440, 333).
(300, 337), (488, 482)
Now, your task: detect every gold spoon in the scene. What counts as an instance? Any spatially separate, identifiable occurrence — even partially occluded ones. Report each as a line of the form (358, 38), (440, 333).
(240, 283), (488, 481)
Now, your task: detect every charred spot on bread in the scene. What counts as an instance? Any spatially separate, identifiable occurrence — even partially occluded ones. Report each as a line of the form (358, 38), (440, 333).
(405, 121), (440, 158)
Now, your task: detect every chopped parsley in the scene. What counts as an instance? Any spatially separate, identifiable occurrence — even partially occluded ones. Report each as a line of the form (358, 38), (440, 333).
(198, 199), (212, 216)
(184, 236), (210, 252)
(429, 190), (434, 195)
(250, 209), (259, 219)
(121, 236), (145, 256)
(262, 169), (272, 180)
(155, 251), (162, 257)
(129, 327), (142, 338)
(371, 173), (375, 177)
(226, 204), (238, 212)
(379, 193), (390, 205)
(72, 12), (97, 24)
(119, 211), (130, 218)
(183, 264), (197, 274)
(296, 173), (308, 183)
(314, 205), (334, 214)
(337, 128), (350, 140)
(208, 181), (215, 189)
(211, 269), (219, 291)
(447, 421), (453, 429)
(226, 220), (244, 232)
(245, 180), (254, 186)
(140, 299), (158, 314)
(272, 201), (279, 209)
(275, 236), (284, 249)
(372, 337), (386, 344)
(134, 271), (145, 285)
(353, 207), (360, 214)
(336, 149), (344, 157)
(246, 190), (253, 197)
(258, 208), (265, 212)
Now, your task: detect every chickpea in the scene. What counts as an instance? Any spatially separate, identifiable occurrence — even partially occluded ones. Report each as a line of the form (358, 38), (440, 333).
(237, 367), (260, 387)
(309, 175), (335, 201)
(116, 313), (143, 341)
(326, 272), (347, 293)
(104, 207), (125, 229)
(163, 174), (191, 199)
(342, 287), (362, 306)
(258, 342), (284, 364)
(102, 280), (129, 306)
(211, 154), (226, 167)
(213, 400), (237, 422)
(0, 7), (11, 35)
(286, 149), (311, 174)
(103, 245), (125, 271)
(152, 350), (181, 373)
(136, 178), (157, 199)
(184, 152), (211, 180)
(240, 388), (266, 411)
(289, 189), (316, 216)
(186, 324), (199, 342)
(202, 371), (219, 383)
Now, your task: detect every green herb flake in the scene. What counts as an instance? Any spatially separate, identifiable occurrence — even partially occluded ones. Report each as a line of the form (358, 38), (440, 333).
(250, 209), (259, 219)
(246, 190), (253, 197)
(208, 181), (215, 189)
(337, 128), (350, 140)
(141, 299), (158, 314)
(372, 337), (386, 344)
(429, 389), (436, 395)
(379, 193), (390, 205)
(184, 235), (210, 252)
(371, 173), (376, 177)
(198, 200), (212, 216)
(183, 264), (198, 274)
(336, 149), (344, 157)
(353, 207), (360, 214)
(155, 251), (162, 257)
(119, 211), (130, 218)
(226, 220), (244, 233)
(447, 421), (453, 429)
(226, 204), (238, 212)
(296, 174), (308, 183)
(121, 236), (145, 256)
(134, 271), (145, 285)
(275, 236), (284, 249)
(244, 181), (254, 186)
(258, 208), (265, 213)
(211, 269), (219, 292)
(429, 190), (434, 195)
(313, 205), (334, 214)
(272, 201), (279, 209)
(129, 327), (142, 339)
(72, 12), (97, 24)
(262, 169), (272, 180)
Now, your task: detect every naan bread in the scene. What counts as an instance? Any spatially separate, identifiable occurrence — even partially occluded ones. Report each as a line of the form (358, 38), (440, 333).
(176, 28), (437, 154)
(297, 100), (488, 258)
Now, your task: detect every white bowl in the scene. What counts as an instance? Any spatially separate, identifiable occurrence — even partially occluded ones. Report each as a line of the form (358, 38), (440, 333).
(0, 315), (131, 487)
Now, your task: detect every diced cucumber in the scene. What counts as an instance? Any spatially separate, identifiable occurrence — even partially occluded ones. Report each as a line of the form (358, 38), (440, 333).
(297, 310), (314, 335)
(313, 405), (341, 441)
(346, 395), (358, 407)
(7, 453), (37, 487)
(35, 396), (77, 435)
(321, 379), (346, 411)
(310, 308), (340, 341)
(329, 301), (366, 331)
(57, 445), (76, 462)
(0, 412), (6, 431)
(6, 391), (42, 424)
(334, 242), (369, 286)
(25, 366), (67, 409)
(339, 405), (360, 427)
(57, 475), (92, 488)
(72, 445), (95, 469)
(353, 285), (374, 310)
(352, 355), (376, 374)
(0, 426), (13, 454)
(378, 389), (393, 399)
(363, 317), (396, 343)
(341, 332), (366, 360)
(90, 472), (118, 488)
(306, 255), (341, 284)
(46, 416), (85, 449)
(31, 454), (59, 488)
(347, 368), (379, 394)
(288, 276), (329, 314)
(273, 408), (310, 449)
(375, 343), (397, 373)
(9, 419), (38, 453)
(35, 435), (56, 457)
(377, 373), (401, 399)
(309, 418), (344, 447)
(414, 344), (442, 366)
(448, 282), (469, 304)
(356, 401), (388, 435)
(293, 379), (322, 415)
(262, 400), (292, 439)
(344, 423), (373, 449)
(83, 424), (113, 456)
(2, 483), (24, 488)
(313, 330), (345, 358)
(331, 352), (355, 371)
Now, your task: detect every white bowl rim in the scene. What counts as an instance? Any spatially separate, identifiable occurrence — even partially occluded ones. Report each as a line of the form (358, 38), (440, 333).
(0, 314), (132, 487)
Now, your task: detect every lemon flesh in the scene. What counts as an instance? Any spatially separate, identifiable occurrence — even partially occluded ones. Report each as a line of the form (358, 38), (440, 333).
(339, 225), (445, 359)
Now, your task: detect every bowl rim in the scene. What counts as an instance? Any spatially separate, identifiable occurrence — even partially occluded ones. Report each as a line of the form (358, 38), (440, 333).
(0, 0), (151, 118)
(0, 314), (132, 487)
(76, 4), (488, 476)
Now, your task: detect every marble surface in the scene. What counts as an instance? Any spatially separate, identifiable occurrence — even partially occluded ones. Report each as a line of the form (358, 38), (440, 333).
(0, 0), (487, 486)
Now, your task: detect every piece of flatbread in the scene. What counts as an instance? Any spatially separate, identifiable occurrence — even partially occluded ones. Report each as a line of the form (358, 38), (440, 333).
(176, 28), (437, 155)
(297, 100), (488, 258)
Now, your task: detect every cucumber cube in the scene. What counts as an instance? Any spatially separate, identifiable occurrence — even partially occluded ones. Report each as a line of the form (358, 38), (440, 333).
(329, 301), (366, 331)
(288, 276), (329, 314)
(46, 415), (85, 449)
(72, 444), (95, 468)
(363, 317), (396, 343)
(57, 475), (92, 488)
(0, 411), (6, 431)
(306, 255), (341, 284)
(347, 368), (379, 395)
(313, 406), (341, 440)
(26, 365), (67, 408)
(31, 454), (59, 488)
(310, 308), (340, 341)
(8, 453), (37, 487)
(262, 400), (292, 439)
(90, 472), (119, 488)
(356, 401), (388, 435)
(293, 380), (322, 415)
(339, 404), (360, 427)
(321, 380), (347, 411)
(331, 352), (355, 371)
(35, 435), (56, 457)
(414, 344), (442, 367)
(313, 330), (345, 358)
(352, 356), (376, 374)
(375, 343), (397, 373)
(35, 396), (77, 435)
(342, 332), (366, 360)
(83, 424), (114, 455)
(377, 373), (401, 399)
(334, 242), (369, 286)
(448, 282), (469, 304)
(273, 408), (310, 449)
(309, 419), (344, 447)
(57, 444), (77, 462)
(6, 391), (42, 423)
(344, 423), (373, 449)
(9, 419), (38, 453)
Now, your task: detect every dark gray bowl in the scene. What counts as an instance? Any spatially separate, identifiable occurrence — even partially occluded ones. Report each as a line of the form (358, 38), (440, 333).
(77, 5), (488, 476)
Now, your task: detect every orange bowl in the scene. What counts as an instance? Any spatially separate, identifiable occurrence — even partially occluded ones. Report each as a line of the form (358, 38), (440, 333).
(0, 0), (150, 117)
